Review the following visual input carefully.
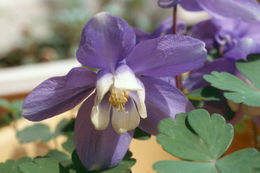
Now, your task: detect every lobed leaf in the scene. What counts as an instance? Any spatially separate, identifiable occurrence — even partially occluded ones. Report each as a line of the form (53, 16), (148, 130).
(16, 124), (53, 143)
(157, 109), (233, 161)
(204, 71), (260, 106)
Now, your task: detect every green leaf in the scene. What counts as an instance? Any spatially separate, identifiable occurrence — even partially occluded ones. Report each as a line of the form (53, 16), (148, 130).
(157, 109), (233, 161)
(133, 127), (151, 140)
(71, 150), (135, 173)
(61, 118), (75, 133)
(16, 124), (53, 143)
(62, 132), (75, 153)
(0, 158), (32, 173)
(54, 119), (71, 137)
(216, 149), (260, 173)
(0, 99), (10, 109)
(204, 71), (260, 106)
(153, 160), (218, 173)
(19, 157), (66, 173)
(187, 86), (221, 101)
(0, 160), (19, 173)
(46, 150), (72, 167)
(236, 54), (260, 90)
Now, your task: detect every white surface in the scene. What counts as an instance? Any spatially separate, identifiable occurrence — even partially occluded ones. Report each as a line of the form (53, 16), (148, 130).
(0, 0), (50, 56)
(0, 59), (80, 96)
(178, 7), (210, 26)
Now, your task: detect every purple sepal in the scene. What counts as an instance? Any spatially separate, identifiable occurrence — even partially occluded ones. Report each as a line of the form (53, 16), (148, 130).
(75, 95), (133, 170)
(22, 67), (96, 121)
(139, 77), (193, 135)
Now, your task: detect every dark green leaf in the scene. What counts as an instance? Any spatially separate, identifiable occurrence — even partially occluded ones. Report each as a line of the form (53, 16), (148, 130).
(0, 158), (33, 173)
(0, 160), (19, 173)
(61, 118), (75, 133)
(46, 150), (72, 167)
(204, 71), (260, 106)
(133, 127), (151, 140)
(71, 150), (135, 173)
(157, 109), (233, 161)
(153, 160), (218, 173)
(62, 132), (75, 153)
(216, 149), (260, 173)
(187, 86), (221, 101)
(19, 157), (66, 173)
(16, 124), (53, 143)
(54, 119), (71, 137)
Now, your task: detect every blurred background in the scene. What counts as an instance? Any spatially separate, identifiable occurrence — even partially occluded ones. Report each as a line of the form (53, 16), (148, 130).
(0, 0), (170, 68)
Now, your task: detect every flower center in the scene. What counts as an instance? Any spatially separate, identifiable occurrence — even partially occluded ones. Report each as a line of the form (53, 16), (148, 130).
(109, 88), (129, 112)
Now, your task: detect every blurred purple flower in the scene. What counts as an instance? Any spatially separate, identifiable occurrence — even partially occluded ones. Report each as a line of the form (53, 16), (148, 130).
(157, 0), (260, 23)
(185, 18), (260, 91)
(22, 12), (206, 170)
(134, 18), (186, 44)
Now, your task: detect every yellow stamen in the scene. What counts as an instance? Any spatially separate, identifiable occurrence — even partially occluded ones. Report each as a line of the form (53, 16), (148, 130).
(109, 89), (129, 112)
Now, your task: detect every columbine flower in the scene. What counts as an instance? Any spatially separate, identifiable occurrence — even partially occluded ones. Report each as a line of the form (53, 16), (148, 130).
(22, 12), (206, 170)
(134, 18), (186, 43)
(157, 0), (260, 23)
(185, 18), (260, 91)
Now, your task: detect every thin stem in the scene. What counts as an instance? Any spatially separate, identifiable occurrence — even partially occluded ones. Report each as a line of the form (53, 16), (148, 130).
(172, 6), (178, 35)
(218, 45), (224, 57)
(172, 5), (183, 90)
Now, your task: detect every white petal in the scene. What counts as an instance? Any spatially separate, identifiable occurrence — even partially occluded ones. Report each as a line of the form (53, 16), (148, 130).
(111, 99), (140, 134)
(136, 89), (147, 118)
(129, 90), (147, 119)
(96, 72), (113, 105)
(91, 95), (111, 130)
(114, 64), (142, 91)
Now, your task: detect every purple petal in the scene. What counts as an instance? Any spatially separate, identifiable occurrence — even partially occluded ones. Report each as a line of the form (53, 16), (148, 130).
(224, 38), (260, 60)
(22, 67), (96, 121)
(150, 18), (173, 37)
(135, 19), (186, 44)
(244, 22), (260, 43)
(158, 0), (181, 8)
(75, 95), (133, 170)
(139, 77), (194, 135)
(76, 12), (136, 72)
(151, 19), (187, 37)
(180, 0), (203, 11)
(184, 58), (236, 91)
(126, 35), (207, 77)
(196, 0), (260, 23)
(134, 28), (150, 44)
(191, 19), (219, 50)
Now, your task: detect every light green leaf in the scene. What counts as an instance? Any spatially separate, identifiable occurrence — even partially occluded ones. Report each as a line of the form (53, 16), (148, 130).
(16, 124), (53, 143)
(216, 149), (260, 173)
(153, 160), (218, 173)
(236, 54), (260, 90)
(188, 110), (234, 160)
(157, 109), (233, 161)
(0, 99), (10, 109)
(204, 71), (260, 106)
(19, 158), (61, 173)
